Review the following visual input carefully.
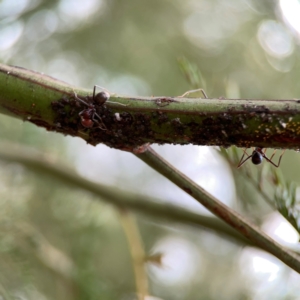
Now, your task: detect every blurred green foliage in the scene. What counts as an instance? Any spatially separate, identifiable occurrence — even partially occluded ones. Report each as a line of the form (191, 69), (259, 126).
(1, 0), (300, 299)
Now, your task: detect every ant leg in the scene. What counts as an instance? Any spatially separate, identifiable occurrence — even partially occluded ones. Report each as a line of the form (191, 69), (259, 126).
(268, 149), (276, 161)
(78, 110), (86, 117)
(179, 88), (208, 99)
(73, 91), (89, 106)
(277, 150), (286, 167)
(107, 101), (127, 106)
(93, 112), (107, 130)
(264, 150), (285, 168)
(94, 120), (107, 130)
(237, 148), (252, 168)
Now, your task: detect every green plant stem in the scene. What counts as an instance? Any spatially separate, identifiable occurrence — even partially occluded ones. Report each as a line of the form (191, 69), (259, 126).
(119, 210), (148, 300)
(1, 64), (300, 149)
(135, 146), (300, 273)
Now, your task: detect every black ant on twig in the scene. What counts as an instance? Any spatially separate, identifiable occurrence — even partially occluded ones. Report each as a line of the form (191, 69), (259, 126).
(176, 89), (284, 169)
(178, 90), (285, 169)
(73, 85), (125, 130)
(237, 147), (285, 168)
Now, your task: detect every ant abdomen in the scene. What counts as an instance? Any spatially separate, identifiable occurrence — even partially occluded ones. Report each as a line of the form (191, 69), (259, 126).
(237, 147), (285, 168)
(81, 118), (94, 128)
(251, 151), (263, 165)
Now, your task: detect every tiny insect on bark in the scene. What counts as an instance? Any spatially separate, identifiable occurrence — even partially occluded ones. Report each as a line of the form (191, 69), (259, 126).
(73, 85), (109, 130)
(73, 85), (126, 130)
(237, 147), (285, 168)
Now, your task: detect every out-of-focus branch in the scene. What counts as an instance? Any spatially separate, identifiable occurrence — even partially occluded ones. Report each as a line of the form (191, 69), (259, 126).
(0, 142), (252, 247)
(135, 146), (300, 274)
(1, 141), (300, 272)
(119, 210), (148, 300)
(1, 64), (300, 149)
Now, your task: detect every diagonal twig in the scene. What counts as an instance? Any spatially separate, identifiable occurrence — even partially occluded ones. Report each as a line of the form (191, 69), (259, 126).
(0, 142), (253, 247)
(135, 146), (300, 273)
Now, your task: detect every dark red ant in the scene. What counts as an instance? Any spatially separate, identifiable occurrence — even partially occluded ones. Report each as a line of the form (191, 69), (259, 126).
(73, 85), (125, 130)
(237, 147), (285, 168)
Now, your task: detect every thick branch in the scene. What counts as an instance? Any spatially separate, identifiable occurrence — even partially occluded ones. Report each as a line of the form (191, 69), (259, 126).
(1, 64), (300, 149)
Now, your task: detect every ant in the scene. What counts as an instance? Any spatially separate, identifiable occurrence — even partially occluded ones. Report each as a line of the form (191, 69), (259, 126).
(177, 90), (286, 169)
(73, 85), (125, 130)
(237, 147), (285, 168)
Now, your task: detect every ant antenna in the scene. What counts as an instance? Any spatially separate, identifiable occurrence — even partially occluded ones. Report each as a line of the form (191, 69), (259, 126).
(237, 148), (253, 168)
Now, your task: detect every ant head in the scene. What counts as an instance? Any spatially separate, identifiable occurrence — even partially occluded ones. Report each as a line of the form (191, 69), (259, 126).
(93, 91), (110, 105)
(251, 151), (263, 165)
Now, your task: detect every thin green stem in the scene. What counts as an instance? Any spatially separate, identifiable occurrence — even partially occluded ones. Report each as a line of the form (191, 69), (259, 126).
(135, 146), (300, 273)
(119, 210), (148, 300)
